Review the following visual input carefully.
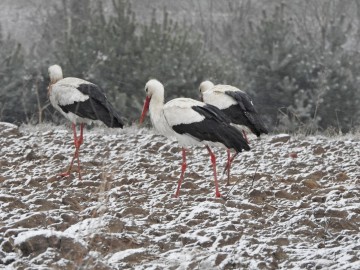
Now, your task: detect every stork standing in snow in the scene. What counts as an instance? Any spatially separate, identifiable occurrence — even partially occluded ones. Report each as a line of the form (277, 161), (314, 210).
(48, 65), (124, 179)
(199, 81), (268, 185)
(139, 79), (250, 198)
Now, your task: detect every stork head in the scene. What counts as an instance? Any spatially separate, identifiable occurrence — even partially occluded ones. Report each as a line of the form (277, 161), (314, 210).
(48, 65), (63, 84)
(140, 79), (164, 124)
(199, 80), (214, 101)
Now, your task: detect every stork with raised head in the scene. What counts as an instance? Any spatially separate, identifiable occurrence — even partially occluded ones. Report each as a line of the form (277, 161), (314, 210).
(199, 81), (268, 185)
(48, 65), (124, 180)
(140, 79), (250, 198)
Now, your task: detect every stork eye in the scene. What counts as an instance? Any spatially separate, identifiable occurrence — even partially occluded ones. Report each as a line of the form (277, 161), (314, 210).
(145, 87), (148, 93)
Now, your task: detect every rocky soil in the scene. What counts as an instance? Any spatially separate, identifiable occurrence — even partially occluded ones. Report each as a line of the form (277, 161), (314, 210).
(0, 122), (359, 269)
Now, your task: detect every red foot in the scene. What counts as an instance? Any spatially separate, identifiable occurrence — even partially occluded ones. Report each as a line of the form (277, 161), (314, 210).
(181, 162), (187, 171)
(58, 171), (71, 178)
(74, 136), (84, 148)
(215, 192), (222, 198)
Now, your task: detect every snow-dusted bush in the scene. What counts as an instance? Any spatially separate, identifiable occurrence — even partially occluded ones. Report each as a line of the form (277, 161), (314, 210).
(219, 2), (360, 133)
(0, 26), (26, 123)
(35, 0), (222, 124)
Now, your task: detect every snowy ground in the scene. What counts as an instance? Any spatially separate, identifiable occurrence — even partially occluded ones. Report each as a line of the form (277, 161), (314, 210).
(0, 122), (359, 269)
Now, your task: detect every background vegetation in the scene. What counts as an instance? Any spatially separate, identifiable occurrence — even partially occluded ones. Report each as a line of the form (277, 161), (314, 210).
(0, 0), (359, 133)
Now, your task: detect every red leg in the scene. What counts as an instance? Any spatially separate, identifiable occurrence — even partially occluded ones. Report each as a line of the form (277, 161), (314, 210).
(205, 145), (221, 198)
(243, 130), (249, 144)
(78, 123), (84, 146)
(75, 123), (84, 180)
(59, 123), (79, 178)
(226, 149), (231, 186)
(59, 123), (84, 180)
(222, 151), (239, 180)
(174, 147), (187, 198)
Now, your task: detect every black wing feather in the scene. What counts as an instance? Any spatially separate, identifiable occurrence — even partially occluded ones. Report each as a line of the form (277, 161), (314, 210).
(59, 83), (124, 128)
(224, 90), (268, 136)
(172, 104), (250, 152)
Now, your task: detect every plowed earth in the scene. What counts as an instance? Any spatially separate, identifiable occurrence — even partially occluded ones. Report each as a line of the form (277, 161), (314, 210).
(0, 122), (359, 269)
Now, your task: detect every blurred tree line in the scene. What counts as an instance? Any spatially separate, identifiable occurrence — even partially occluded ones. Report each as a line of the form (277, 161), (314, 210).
(0, 0), (359, 133)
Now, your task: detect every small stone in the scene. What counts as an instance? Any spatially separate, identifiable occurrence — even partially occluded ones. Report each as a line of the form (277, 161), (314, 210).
(312, 196), (326, 203)
(181, 181), (198, 189)
(0, 176), (8, 183)
(275, 190), (298, 200)
(215, 253), (227, 265)
(304, 171), (327, 181)
(216, 231), (242, 247)
(88, 233), (143, 255)
(313, 208), (325, 218)
(336, 172), (349, 181)
(270, 134), (291, 143)
(60, 213), (79, 224)
(249, 189), (267, 204)
(225, 201), (262, 214)
(298, 201), (310, 208)
(0, 195), (17, 203)
(24, 150), (37, 161)
(8, 213), (47, 229)
(284, 168), (301, 175)
(120, 207), (149, 217)
(272, 238), (290, 246)
(31, 198), (60, 211)
(1, 240), (14, 253)
(257, 262), (268, 269)
(325, 209), (348, 218)
(62, 196), (83, 211)
(51, 153), (66, 160)
(14, 230), (87, 261)
(313, 146), (326, 155)
(302, 179), (321, 189)
(273, 246), (287, 260)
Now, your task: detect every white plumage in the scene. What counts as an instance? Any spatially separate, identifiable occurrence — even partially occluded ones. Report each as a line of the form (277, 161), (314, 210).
(199, 80), (268, 185)
(49, 77), (92, 124)
(140, 79), (250, 197)
(163, 98), (208, 147)
(201, 82), (238, 110)
(199, 80), (267, 137)
(47, 65), (123, 180)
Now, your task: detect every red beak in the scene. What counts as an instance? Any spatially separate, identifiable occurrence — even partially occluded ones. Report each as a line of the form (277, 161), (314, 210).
(139, 96), (151, 124)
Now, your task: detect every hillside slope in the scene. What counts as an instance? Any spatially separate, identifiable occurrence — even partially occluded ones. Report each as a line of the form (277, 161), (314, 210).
(0, 122), (359, 269)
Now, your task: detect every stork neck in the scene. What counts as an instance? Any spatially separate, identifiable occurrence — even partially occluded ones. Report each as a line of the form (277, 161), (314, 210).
(148, 92), (166, 132)
(149, 94), (164, 118)
(50, 78), (61, 84)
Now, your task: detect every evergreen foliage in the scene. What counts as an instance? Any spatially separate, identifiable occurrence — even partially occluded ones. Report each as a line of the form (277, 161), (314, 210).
(0, 26), (26, 123)
(36, 0), (220, 123)
(0, 0), (359, 133)
(221, 2), (360, 133)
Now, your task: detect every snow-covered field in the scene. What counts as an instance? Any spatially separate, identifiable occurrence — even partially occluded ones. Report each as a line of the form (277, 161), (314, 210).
(0, 122), (359, 269)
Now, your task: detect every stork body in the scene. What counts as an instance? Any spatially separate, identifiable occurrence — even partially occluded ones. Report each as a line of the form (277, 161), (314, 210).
(199, 81), (268, 185)
(48, 65), (123, 179)
(140, 79), (250, 198)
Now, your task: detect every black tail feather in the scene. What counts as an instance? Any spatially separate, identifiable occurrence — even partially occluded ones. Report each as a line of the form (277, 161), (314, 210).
(173, 104), (250, 152)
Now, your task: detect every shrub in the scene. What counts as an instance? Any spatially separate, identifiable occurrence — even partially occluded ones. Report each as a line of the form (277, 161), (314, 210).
(37, 0), (223, 124)
(0, 26), (26, 123)
(219, 2), (360, 133)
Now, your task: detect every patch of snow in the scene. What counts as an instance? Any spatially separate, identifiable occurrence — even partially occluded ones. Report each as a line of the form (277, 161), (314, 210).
(108, 248), (147, 263)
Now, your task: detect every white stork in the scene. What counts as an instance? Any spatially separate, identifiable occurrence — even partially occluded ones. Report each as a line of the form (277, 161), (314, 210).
(139, 79), (250, 198)
(48, 65), (124, 180)
(199, 81), (268, 185)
